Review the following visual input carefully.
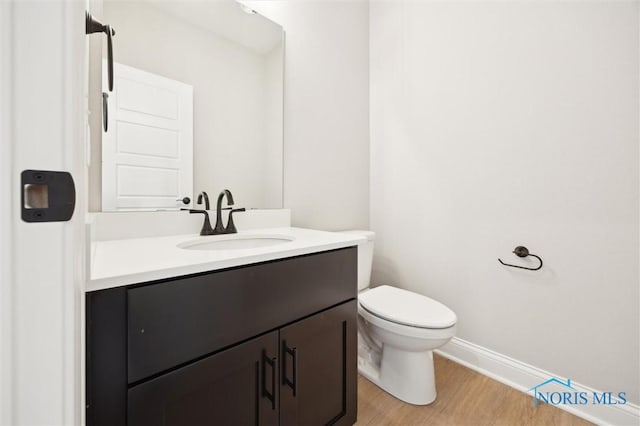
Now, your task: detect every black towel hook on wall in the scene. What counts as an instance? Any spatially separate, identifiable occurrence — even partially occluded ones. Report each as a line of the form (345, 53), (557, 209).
(86, 12), (115, 92)
(498, 246), (543, 271)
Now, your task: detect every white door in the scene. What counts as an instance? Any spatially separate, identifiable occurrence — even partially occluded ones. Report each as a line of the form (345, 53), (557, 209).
(102, 62), (193, 211)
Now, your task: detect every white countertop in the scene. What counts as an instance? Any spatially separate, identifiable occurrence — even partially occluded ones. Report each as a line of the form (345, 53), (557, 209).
(87, 227), (364, 292)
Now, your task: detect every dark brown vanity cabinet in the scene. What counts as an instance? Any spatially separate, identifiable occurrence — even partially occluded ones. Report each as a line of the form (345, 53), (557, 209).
(128, 330), (280, 426)
(86, 247), (357, 426)
(280, 301), (357, 426)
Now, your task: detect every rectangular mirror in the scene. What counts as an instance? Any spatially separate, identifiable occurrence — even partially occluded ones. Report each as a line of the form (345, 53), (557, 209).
(88, 0), (284, 211)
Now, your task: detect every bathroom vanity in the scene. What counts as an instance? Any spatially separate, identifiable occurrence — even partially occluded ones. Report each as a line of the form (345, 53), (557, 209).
(86, 227), (362, 426)
(85, 0), (359, 422)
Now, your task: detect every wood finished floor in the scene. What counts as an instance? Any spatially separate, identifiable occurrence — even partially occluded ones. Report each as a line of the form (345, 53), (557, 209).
(355, 354), (593, 426)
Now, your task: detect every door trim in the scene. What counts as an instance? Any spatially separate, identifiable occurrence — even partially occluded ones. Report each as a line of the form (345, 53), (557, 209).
(3, 2), (86, 424)
(0, 2), (14, 423)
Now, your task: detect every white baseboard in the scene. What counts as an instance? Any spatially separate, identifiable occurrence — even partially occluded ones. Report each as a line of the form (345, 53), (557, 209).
(435, 337), (640, 426)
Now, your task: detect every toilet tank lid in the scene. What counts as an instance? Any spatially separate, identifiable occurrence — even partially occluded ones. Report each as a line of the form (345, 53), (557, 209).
(339, 230), (375, 241)
(359, 285), (457, 329)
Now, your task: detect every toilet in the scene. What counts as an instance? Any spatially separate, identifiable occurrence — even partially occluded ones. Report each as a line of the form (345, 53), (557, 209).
(341, 230), (457, 405)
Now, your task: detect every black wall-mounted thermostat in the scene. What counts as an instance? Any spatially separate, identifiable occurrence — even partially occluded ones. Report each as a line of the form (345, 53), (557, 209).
(21, 170), (76, 222)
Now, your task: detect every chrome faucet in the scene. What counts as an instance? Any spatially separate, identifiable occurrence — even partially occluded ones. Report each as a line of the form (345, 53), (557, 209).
(214, 189), (245, 234)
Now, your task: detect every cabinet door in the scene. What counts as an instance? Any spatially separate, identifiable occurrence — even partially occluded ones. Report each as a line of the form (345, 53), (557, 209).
(128, 331), (279, 426)
(280, 301), (357, 426)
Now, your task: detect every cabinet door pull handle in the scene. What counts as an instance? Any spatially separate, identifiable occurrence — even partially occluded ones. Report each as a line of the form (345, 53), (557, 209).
(282, 341), (297, 396)
(261, 350), (276, 409)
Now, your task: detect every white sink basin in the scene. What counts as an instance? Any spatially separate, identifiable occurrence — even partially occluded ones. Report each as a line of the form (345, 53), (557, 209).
(178, 234), (294, 251)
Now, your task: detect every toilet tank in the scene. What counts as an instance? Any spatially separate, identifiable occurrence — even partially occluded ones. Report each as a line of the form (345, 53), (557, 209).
(339, 230), (375, 291)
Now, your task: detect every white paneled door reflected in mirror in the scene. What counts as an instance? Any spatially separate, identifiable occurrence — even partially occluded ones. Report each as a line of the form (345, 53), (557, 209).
(87, 0), (284, 212)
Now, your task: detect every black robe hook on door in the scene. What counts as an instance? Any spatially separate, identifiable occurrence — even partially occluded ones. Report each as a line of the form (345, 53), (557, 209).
(498, 246), (543, 271)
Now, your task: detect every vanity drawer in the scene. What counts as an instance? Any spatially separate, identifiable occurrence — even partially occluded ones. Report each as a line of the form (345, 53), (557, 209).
(127, 247), (356, 383)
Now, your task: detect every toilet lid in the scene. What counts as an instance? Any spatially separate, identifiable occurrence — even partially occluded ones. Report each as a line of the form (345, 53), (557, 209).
(359, 285), (457, 329)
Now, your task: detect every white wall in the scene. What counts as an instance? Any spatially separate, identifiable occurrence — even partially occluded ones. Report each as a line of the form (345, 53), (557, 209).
(264, 43), (284, 208)
(247, 1), (370, 230)
(370, 0), (639, 405)
(92, 1), (283, 210)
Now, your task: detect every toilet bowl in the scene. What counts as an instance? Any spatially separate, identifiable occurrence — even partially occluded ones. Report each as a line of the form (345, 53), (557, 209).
(340, 230), (457, 405)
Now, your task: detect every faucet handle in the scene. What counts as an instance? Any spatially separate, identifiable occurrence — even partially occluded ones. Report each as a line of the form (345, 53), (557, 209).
(225, 208), (246, 234)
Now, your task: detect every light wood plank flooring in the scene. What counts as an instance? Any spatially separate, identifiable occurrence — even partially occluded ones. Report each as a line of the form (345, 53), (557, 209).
(355, 354), (593, 426)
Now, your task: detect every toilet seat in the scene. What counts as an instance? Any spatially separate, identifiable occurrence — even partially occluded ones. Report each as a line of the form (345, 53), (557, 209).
(358, 303), (456, 341)
(359, 285), (457, 329)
